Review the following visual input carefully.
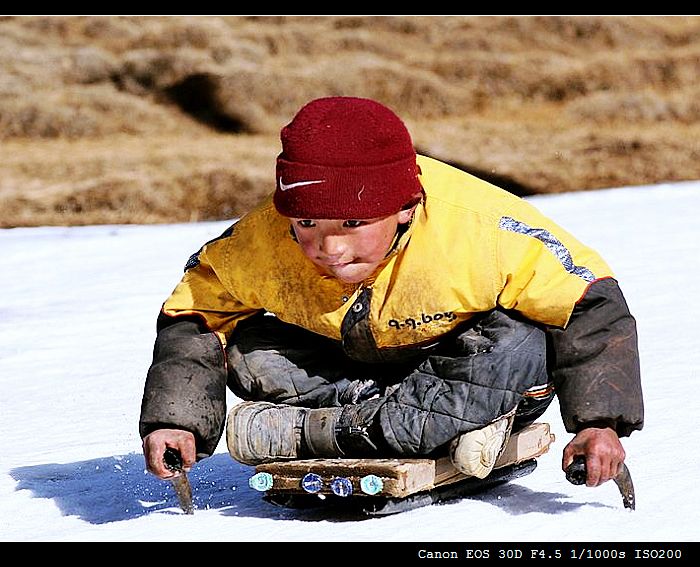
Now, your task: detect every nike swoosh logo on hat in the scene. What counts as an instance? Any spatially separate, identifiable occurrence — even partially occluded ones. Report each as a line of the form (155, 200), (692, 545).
(278, 178), (325, 191)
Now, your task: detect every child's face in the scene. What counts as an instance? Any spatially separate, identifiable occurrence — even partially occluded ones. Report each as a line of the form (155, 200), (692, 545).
(290, 206), (415, 284)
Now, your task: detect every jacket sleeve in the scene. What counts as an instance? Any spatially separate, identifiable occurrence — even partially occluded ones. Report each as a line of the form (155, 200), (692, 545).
(546, 277), (644, 437)
(139, 229), (258, 459)
(139, 312), (228, 459)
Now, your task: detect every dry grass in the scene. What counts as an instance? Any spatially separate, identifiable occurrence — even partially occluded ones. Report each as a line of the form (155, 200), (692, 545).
(2, 16), (699, 227)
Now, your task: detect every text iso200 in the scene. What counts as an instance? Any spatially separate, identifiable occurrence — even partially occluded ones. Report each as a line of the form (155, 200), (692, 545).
(634, 549), (682, 559)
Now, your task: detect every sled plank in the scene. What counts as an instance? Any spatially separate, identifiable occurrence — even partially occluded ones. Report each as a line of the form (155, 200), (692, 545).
(434, 457), (470, 486)
(256, 458), (437, 497)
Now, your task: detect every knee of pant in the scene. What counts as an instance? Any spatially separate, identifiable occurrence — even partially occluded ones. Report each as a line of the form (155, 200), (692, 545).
(225, 344), (296, 399)
(453, 310), (546, 358)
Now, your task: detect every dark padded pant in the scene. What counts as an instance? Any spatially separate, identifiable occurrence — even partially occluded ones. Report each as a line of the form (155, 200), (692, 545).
(226, 310), (554, 457)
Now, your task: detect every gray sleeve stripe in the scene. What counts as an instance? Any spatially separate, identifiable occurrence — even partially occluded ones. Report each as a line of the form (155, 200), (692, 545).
(499, 216), (596, 282)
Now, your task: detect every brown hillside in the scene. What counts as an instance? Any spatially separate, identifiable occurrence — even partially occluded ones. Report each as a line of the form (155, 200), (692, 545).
(1, 16), (699, 227)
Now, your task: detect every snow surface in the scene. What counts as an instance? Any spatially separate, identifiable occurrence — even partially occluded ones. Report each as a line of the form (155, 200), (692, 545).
(1, 181), (699, 543)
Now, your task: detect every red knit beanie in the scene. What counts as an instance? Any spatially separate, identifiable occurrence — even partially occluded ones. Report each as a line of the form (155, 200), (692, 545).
(274, 96), (421, 219)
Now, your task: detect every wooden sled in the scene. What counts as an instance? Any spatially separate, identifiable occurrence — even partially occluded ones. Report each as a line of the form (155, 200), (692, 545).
(248, 422), (555, 500)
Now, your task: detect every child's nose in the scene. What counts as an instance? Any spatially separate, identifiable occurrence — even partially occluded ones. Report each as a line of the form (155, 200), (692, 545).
(319, 235), (347, 259)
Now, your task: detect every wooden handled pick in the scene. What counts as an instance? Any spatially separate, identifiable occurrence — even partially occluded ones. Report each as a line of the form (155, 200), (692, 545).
(164, 448), (195, 514)
(566, 455), (635, 510)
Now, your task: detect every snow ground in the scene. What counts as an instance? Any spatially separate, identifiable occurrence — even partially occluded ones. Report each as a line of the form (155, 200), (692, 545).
(1, 181), (699, 547)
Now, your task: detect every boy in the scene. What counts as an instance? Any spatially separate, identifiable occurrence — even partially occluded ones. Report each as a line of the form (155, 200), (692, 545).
(140, 96), (643, 489)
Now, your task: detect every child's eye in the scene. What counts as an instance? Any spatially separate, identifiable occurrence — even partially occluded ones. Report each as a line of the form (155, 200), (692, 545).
(343, 220), (364, 228)
(297, 220), (316, 228)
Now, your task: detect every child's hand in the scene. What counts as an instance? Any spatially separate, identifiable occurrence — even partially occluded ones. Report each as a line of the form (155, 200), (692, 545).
(562, 426), (626, 487)
(142, 429), (196, 480)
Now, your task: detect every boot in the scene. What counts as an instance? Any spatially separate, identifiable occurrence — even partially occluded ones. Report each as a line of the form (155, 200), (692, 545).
(449, 414), (514, 479)
(334, 401), (382, 456)
(226, 401), (344, 465)
(450, 417), (555, 479)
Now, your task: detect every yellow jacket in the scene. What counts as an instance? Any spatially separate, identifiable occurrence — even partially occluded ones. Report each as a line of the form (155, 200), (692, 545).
(162, 155), (613, 350)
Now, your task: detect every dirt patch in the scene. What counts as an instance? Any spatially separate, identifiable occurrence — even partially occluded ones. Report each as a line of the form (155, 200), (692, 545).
(2, 16), (699, 227)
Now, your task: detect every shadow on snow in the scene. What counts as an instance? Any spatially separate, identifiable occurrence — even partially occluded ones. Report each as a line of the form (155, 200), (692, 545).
(9, 453), (605, 524)
(10, 452), (265, 524)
